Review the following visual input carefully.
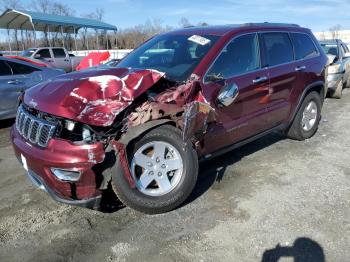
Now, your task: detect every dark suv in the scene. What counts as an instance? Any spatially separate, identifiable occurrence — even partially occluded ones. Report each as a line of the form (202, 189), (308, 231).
(11, 23), (328, 214)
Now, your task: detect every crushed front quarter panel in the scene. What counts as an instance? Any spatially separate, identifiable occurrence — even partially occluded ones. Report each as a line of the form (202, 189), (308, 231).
(23, 68), (165, 126)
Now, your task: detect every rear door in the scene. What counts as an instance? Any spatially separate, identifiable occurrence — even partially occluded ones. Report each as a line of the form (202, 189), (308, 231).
(52, 48), (71, 72)
(259, 32), (298, 126)
(201, 33), (271, 153)
(0, 60), (21, 118)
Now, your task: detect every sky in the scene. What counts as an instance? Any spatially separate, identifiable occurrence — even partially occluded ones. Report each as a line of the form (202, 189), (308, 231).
(56, 0), (350, 32)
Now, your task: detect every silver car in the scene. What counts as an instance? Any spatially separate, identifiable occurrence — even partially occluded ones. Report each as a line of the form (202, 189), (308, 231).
(319, 39), (350, 99)
(0, 56), (64, 120)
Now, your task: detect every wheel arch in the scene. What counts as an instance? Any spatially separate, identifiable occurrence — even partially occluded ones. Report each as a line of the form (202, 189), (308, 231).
(119, 119), (178, 147)
(288, 81), (325, 128)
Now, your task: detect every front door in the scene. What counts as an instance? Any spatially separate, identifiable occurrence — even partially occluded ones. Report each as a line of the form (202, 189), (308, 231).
(201, 33), (271, 154)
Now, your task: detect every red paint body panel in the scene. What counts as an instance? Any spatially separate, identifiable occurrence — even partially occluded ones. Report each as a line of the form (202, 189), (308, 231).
(11, 126), (104, 200)
(76, 51), (110, 71)
(11, 24), (328, 205)
(6, 56), (48, 67)
(23, 68), (165, 126)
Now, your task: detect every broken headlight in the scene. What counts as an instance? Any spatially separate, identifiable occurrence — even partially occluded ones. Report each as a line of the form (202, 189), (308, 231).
(328, 64), (343, 74)
(59, 119), (94, 143)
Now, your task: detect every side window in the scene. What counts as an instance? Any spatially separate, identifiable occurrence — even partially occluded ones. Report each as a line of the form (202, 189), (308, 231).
(206, 33), (260, 80)
(341, 44), (348, 56)
(7, 61), (39, 75)
(36, 49), (51, 58)
(290, 33), (318, 60)
(0, 61), (12, 76)
(260, 32), (293, 67)
(52, 48), (67, 58)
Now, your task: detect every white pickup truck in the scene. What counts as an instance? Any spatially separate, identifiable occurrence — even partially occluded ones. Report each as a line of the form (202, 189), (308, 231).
(20, 47), (84, 72)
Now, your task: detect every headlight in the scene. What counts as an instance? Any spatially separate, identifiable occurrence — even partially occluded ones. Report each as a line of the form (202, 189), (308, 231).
(328, 64), (342, 74)
(82, 127), (92, 142)
(65, 120), (75, 131)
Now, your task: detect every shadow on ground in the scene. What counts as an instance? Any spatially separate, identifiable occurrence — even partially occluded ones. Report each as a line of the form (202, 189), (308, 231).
(184, 132), (285, 206)
(261, 237), (325, 262)
(0, 119), (15, 129)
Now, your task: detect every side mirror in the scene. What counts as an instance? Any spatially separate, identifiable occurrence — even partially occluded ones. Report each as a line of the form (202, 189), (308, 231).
(217, 82), (239, 107)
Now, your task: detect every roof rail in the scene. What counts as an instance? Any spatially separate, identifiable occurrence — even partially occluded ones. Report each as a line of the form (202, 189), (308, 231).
(242, 22), (300, 28)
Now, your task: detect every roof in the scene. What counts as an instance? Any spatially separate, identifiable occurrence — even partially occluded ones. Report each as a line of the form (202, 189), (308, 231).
(0, 9), (117, 33)
(167, 23), (303, 36)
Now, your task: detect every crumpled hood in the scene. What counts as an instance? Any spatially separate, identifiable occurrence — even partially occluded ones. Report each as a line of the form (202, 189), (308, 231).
(24, 68), (165, 126)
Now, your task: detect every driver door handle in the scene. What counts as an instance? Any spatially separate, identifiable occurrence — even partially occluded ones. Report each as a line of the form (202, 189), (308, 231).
(8, 80), (21, 85)
(295, 65), (306, 71)
(253, 76), (268, 84)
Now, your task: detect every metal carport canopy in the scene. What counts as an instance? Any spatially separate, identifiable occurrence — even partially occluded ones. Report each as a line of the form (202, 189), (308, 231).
(0, 9), (118, 33)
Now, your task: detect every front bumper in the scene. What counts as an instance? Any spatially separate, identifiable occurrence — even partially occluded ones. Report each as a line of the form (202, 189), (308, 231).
(11, 125), (106, 208)
(26, 168), (101, 208)
(327, 73), (343, 90)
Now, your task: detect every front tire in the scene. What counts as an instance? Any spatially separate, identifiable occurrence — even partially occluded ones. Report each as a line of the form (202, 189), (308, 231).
(286, 91), (322, 141)
(111, 125), (198, 214)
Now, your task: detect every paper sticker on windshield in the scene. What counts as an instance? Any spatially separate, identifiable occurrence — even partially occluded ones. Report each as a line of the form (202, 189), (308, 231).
(188, 35), (211, 46)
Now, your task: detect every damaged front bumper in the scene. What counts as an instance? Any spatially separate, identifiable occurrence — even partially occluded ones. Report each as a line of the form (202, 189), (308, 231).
(11, 125), (105, 208)
(25, 168), (101, 209)
(327, 73), (343, 90)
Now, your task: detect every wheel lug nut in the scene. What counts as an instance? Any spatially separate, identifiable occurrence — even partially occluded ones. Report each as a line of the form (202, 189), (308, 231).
(149, 171), (154, 175)
(147, 162), (153, 167)
(161, 164), (166, 169)
(158, 172), (162, 177)
(156, 157), (160, 163)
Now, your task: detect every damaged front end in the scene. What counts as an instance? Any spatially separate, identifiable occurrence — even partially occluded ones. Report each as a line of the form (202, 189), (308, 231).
(15, 68), (216, 206)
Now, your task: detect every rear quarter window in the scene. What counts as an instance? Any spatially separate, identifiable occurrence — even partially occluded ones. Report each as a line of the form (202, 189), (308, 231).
(7, 61), (39, 75)
(291, 33), (318, 60)
(260, 32), (294, 67)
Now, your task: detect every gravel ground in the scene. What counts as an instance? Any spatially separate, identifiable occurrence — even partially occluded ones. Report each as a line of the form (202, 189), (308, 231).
(0, 90), (349, 262)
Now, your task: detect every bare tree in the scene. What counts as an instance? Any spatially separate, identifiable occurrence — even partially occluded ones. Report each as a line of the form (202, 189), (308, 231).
(329, 24), (342, 40)
(179, 17), (192, 28)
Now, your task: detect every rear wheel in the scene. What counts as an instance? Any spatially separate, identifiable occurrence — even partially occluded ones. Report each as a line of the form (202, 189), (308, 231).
(111, 125), (198, 214)
(286, 91), (322, 141)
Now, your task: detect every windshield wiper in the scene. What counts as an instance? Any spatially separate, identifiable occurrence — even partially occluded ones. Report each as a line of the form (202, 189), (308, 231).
(206, 73), (225, 82)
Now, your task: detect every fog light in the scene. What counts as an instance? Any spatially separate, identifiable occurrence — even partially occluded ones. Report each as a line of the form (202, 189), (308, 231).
(51, 168), (81, 182)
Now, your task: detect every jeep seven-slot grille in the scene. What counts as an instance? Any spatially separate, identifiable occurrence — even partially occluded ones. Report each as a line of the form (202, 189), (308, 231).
(16, 105), (56, 147)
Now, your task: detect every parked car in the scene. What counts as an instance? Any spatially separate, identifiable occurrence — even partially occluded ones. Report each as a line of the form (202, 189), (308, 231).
(0, 56), (64, 120)
(319, 39), (350, 98)
(20, 47), (84, 73)
(11, 23), (328, 214)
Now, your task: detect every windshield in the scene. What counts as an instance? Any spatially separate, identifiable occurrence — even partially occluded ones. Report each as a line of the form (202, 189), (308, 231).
(20, 49), (37, 57)
(320, 44), (338, 57)
(116, 34), (219, 82)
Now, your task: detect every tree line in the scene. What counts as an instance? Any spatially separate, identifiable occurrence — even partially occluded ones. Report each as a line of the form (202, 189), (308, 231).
(0, 0), (207, 51)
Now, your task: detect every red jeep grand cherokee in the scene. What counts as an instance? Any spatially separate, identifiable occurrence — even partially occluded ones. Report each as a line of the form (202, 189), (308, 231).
(11, 23), (328, 214)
